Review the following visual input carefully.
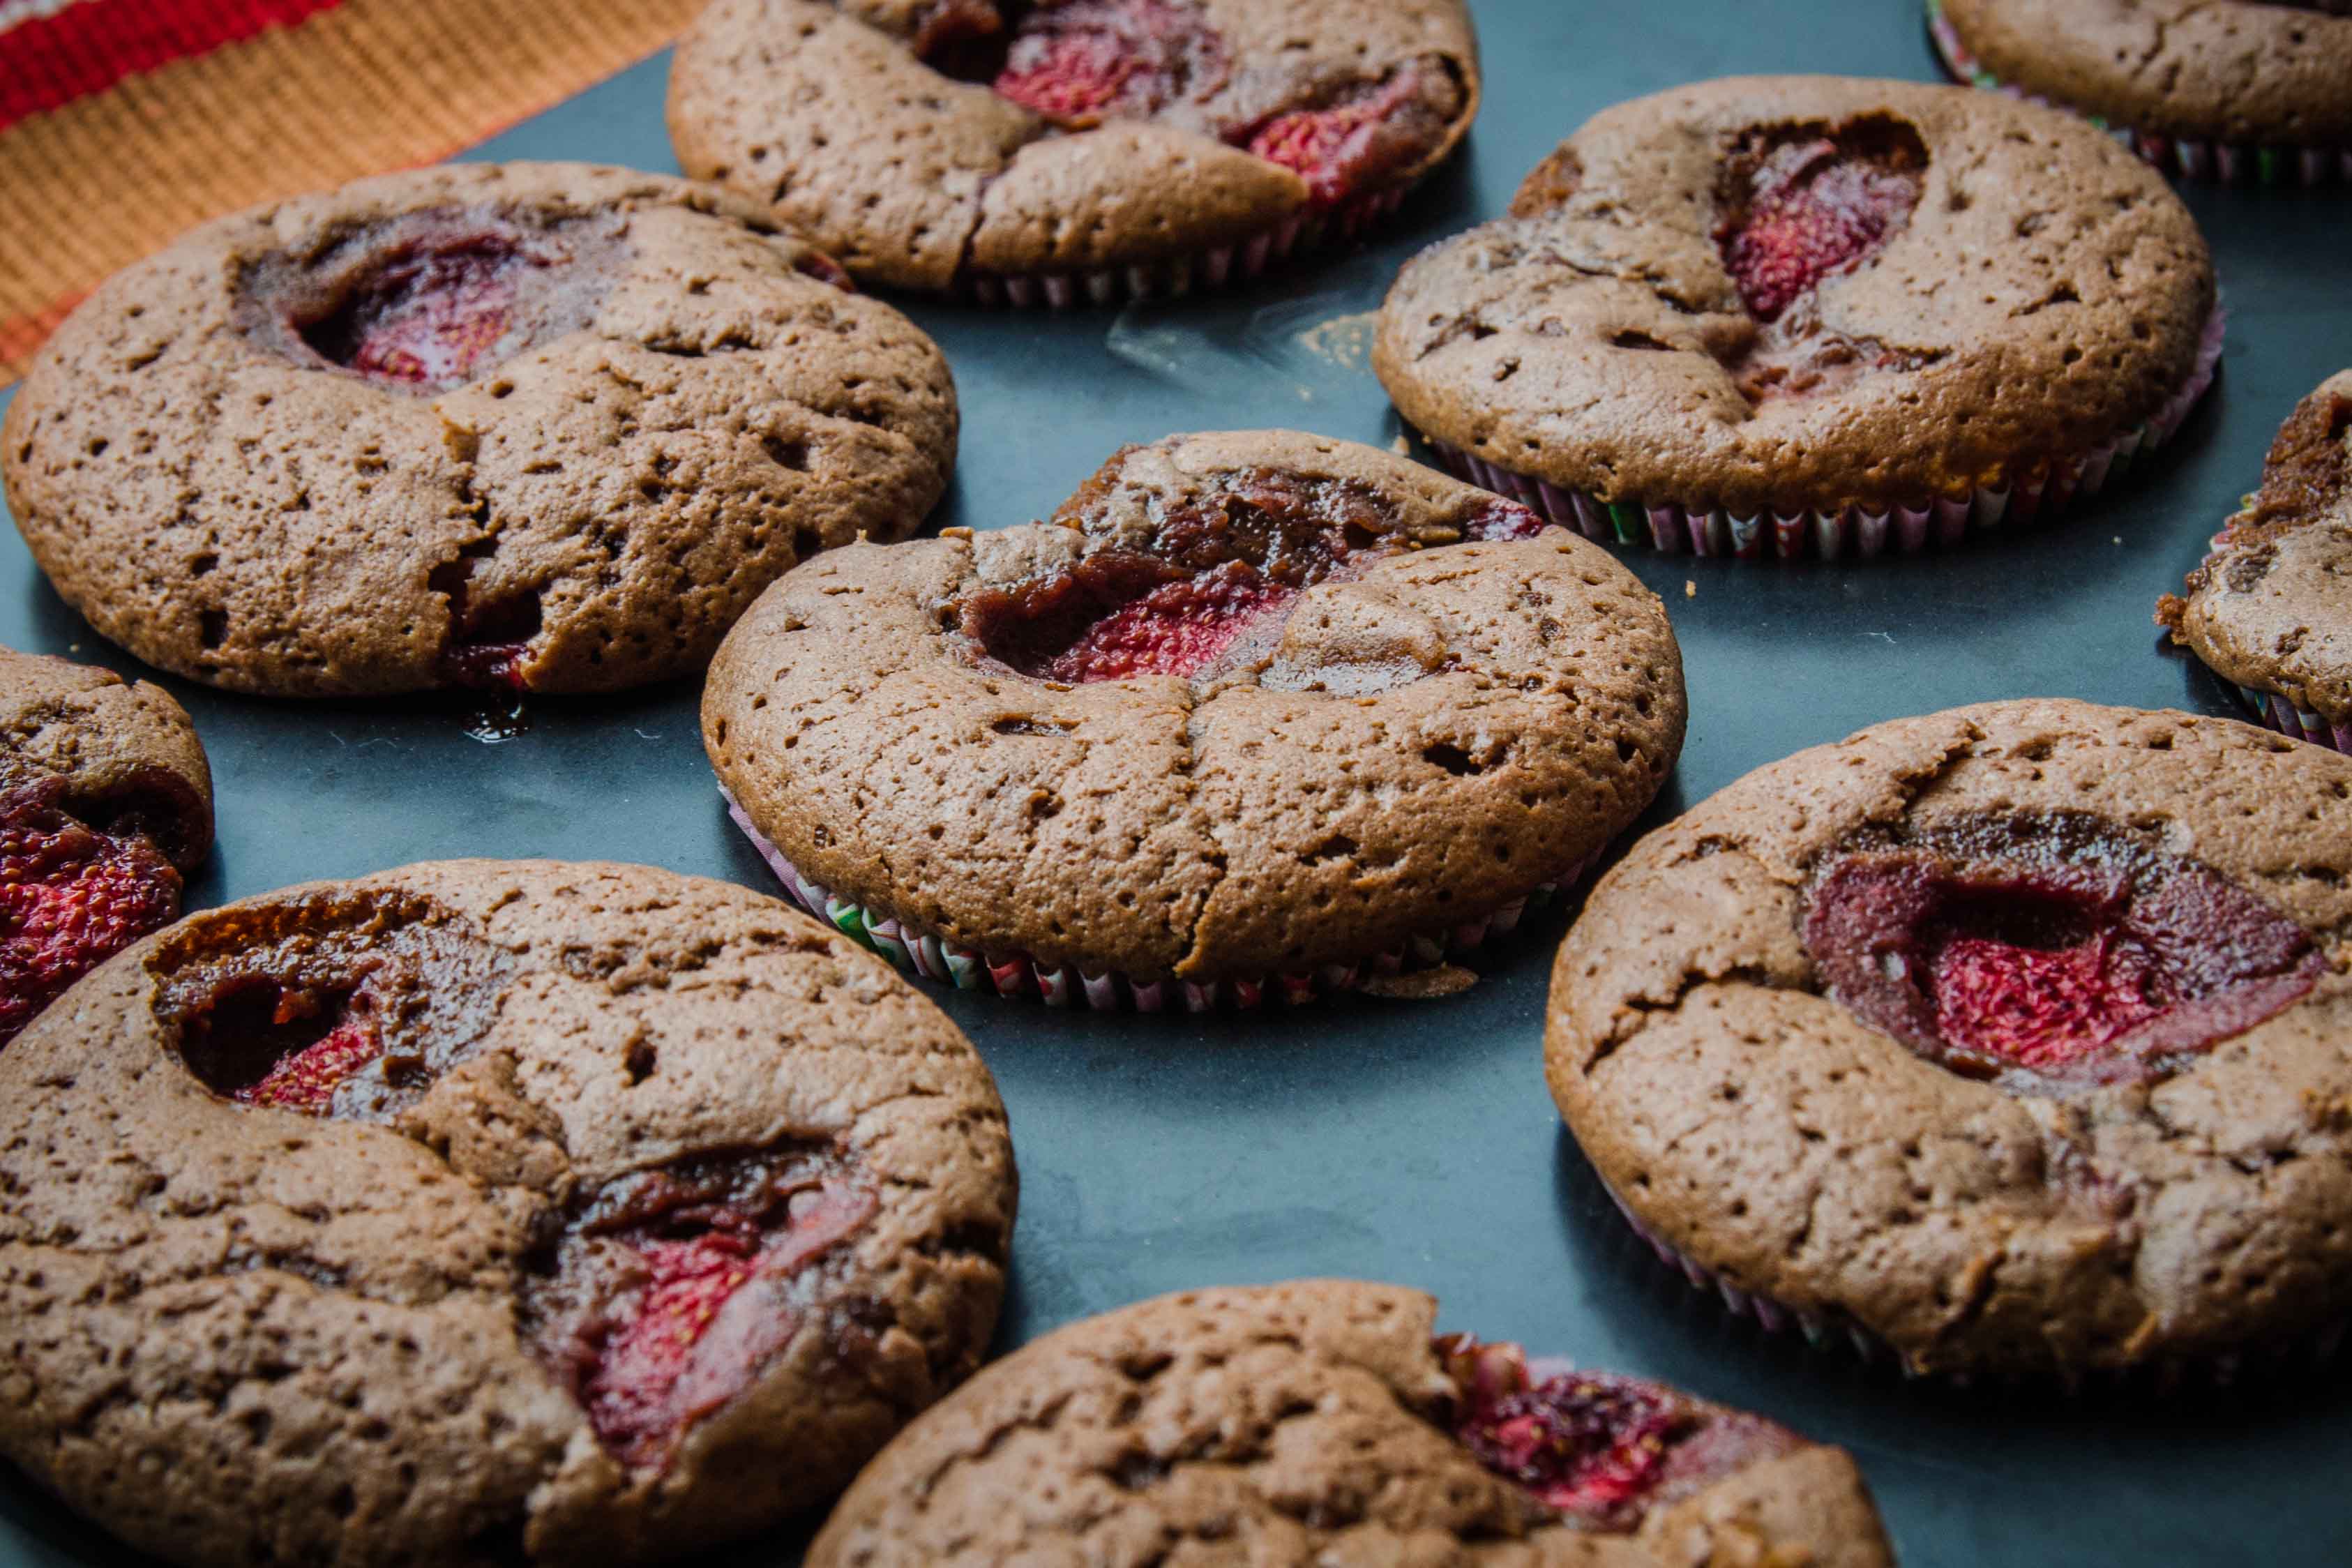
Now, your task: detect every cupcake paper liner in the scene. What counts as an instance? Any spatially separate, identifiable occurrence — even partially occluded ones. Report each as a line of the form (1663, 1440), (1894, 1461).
(1593, 1170), (2349, 1392)
(721, 783), (1590, 1011)
(954, 185), (1411, 309)
(1419, 305), (2225, 562)
(2233, 684), (2352, 753)
(1928, 0), (2352, 187)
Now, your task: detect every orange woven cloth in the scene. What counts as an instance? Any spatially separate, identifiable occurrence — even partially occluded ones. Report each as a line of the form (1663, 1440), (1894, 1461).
(0, 0), (709, 388)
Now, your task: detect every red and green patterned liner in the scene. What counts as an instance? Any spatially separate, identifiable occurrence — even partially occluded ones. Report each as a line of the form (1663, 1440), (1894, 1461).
(1929, 0), (2352, 187)
(956, 183), (1410, 308)
(1420, 304), (2224, 562)
(1592, 1170), (2349, 1392)
(722, 784), (1590, 1011)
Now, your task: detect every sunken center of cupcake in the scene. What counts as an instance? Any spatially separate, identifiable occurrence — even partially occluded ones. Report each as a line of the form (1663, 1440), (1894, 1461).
(1435, 1334), (1792, 1532)
(924, 1), (1445, 211)
(154, 894), (513, 1120)
(248, 211), (623, 394)
(0, 775), (183, 1047)
(956, 472), (1543, 688)
(953, 0), (1228, 126)
(520, 1147), (876, 1471)
(1803, 814), (2323, 1087)
(1715, 119), (1924, 323)
(306, 234), (538, 386)
(1241, 65), (1442, 209)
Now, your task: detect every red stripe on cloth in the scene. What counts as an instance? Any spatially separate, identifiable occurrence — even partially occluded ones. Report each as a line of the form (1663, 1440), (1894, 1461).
(0, 0), (346, 131)
(0, 292), (85, 370)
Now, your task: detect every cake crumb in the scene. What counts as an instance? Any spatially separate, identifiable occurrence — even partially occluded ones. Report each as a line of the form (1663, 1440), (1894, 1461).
(1361, 963), (1479, 1000)
(1684, 580), (1697, 598)
(940, 525), (974, 539)
(1391, 434), (1411, 455)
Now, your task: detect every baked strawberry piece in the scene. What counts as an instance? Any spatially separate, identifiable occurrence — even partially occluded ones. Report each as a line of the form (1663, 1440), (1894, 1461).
(1439, 1334), (1807, 1532)
(957, 465), (1551, 689)
(0, 776), (181, 1045)
(1805, 813), (2323, 1087)
(1717, 125), (1924, 322)
(988, 0), (1226, 127)
(0, 651), (213, 1048)
(260, 213), (626, 396)
(524, 1149), (879, 1471)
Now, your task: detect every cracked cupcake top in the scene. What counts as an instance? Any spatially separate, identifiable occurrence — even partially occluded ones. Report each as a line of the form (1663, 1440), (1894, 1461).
(666, 0), (1480, 287)
(1548, 699), (2352, 1379)
(0, 162), (957, 698)
(806, 1281), (1896, 1567)
(1940, 0), (2352, 151)
(0, 861), (1015, 1565)
(2159, 370), (2352, 721)
(0, 647), (213, 1047)
(702, 430), (1685, 984)
(1374, 77), (2216, 517)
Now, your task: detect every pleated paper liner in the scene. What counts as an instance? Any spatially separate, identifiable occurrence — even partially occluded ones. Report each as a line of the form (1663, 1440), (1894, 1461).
(1595, 1170), (2349, 1394)
(2233, 684), (2352, 753)
(954, 184), (1410, 308)
(721, 785), (1591, 1012)
(1420, 304), (2224, 562)
(1928, 0), (2352, 187)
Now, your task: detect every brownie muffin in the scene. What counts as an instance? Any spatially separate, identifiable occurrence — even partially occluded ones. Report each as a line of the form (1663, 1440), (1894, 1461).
(2159, 371), (2352, 749)
(0, 860), (1016, 1565)
(704, 430), (1685, 1010)
(1548, 700), (2352, 1382)
(1, 162), (957, 698)
(808, 1281), (1897, 1567)
(1932, 0), (2352, 185)
(0, 646), (211, 1046)
(668, 0), (1481, 305)
(1375, 77), (2222, 560)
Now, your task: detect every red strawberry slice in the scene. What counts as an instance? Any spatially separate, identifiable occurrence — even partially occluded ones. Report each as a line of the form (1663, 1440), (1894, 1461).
(1043, 559), (1296, 682)
(232, 1008), (384, 1114)
(342, 240), (530, 387)
(575, 1177), (877, 1470)
(0, 778), (181, 1046)
(1718, 137), (1921, 321)
(1245, 70), (1423, 209)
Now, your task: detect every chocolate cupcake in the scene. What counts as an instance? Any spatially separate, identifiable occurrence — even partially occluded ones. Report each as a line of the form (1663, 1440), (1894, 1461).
(1549, 700), (2352, 1384)
(704, 430), (1685, 1011)
(0, 646), (212, 1047)
(1931, 0), (2352, 186)
(808, 1281), (1897, 1567)
(0, 860), (1016, 1564)
(668, 0), (1481, 306)
(1374, 77), (2222, 561)
(2159, 371), (2352, 749)
(1, 162), (956, 698)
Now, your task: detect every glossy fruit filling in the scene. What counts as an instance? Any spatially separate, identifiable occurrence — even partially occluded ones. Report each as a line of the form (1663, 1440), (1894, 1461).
(524, 1149), (877, 1470)
(1716, 120), (1924, 322)
(1437, 1335), (1794, 1531)
(154, 896), (512, 1120)
(428, 545), (542, 691)
(1243, 63), (1454, 209)
(0, 776), (181, 1046)
(984, 0), (1227, 128)
(1804, 814), (2323, 1087)
(1039, 559), (1295, 681)
(249, 211), (621, 395)
(300, 234), (539, 388)
(956, 468), (1544, 686)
